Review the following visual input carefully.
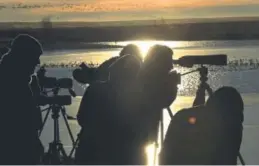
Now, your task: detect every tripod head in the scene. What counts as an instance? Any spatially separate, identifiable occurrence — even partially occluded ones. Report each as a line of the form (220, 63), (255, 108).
(37, 83), (77, 107)
(197, 66), (213, 96)
(181, 65), (212, 94)
(198, 65), (208, 82)
(181, 65), (208, 77)
(180, 65), (213, 106)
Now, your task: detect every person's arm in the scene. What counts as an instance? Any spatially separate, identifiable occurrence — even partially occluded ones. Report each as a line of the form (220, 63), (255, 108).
(28, 80), (43, 132)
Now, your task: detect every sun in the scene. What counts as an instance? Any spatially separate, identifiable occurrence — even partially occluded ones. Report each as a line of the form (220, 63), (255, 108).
(118, 40), (183, 59)
(136, 41), (155, 58)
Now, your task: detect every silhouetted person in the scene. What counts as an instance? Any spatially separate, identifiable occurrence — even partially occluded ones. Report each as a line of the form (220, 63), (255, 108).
(75, 54), (142, 164)
(160, 86), (243, 165)
(0, 34), (43, 164)
(105, 45), (179, 165)
(136, 45), (178, 147)
(206, 86), (244, 165)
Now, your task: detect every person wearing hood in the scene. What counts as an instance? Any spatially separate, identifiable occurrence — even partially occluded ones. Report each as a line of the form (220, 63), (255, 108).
(0, 34), (44, 164)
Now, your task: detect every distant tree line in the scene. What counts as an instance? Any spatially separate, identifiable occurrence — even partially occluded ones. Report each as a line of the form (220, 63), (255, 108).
(1, 20), (259, 47)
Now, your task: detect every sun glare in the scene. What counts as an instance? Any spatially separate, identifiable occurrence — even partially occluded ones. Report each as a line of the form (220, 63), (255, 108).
(118, 40), (183, 59)
(135, 41), (154, 58)
(145, 143), (160, 166)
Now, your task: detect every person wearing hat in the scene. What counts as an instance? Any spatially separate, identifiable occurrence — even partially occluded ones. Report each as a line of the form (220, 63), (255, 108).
(135, 45), (178, 145)
(0, 34), (43, 164)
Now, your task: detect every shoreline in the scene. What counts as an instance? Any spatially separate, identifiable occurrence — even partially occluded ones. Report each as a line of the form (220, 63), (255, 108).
(41, 42), (123, 52)
(2, 19), (259, 45)
(35, 39), (259, 52)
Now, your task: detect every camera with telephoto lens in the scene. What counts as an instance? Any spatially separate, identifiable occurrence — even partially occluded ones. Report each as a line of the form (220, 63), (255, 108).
(173, 54), (227, 68)
(36, 95), (72, 106)
(37, 67), (73, 89)
(170, 54), (227, 89)
(34, 66), (76, 106)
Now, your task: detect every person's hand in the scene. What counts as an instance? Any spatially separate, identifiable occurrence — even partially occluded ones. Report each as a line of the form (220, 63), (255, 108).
(162, 74), (178, 108)
(152, 73), (178, 108)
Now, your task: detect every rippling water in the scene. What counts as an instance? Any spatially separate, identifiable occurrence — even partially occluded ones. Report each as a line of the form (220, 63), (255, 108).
(40, 40), (259, 96)
(42, 40), (259, 64)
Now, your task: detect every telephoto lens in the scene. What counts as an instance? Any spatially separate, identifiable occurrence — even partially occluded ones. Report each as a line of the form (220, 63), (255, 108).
(173, 54), (227, 67)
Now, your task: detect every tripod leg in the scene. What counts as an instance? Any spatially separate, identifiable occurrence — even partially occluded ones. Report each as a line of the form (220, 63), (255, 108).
(45, 142), (60, 165)
(61, 107), (76, 145)
(205, 83), (213, 97)
(39, 107), (51, 137)
(238, 152), (245, 165)
(166, 107), (174, 119)
(58, 143), (68, 158)
(153, 142), (158, 166)
(160, 110), (164, 145)
(153, 141), (158, 166)
(153, 110), (164, 166)
(54, 113), (59, 143)
(69, 136), (79, 158)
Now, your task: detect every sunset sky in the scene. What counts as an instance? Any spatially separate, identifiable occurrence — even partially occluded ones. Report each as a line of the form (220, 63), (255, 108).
(1, 0), (259, 22)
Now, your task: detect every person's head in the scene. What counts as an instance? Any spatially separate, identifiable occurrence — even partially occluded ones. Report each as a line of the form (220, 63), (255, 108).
(119, 44), (142, 61)
(5, 34), (43, 77)
(108, 54), (142, 86)
(206, 86), (244, 121)
(141, 45), (173, 78)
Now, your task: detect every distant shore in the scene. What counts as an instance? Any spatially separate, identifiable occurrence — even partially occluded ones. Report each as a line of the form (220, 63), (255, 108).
(1, 18), (259, 52)
(41, 42), (123, 52)
(0, 40), (124, 51)
(1, 19), (259, 46)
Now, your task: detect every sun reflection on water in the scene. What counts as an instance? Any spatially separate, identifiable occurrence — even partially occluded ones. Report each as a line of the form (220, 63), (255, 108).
(118, 40), (184, 58)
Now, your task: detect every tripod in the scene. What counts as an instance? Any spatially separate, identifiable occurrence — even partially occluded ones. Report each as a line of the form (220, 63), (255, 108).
(39, 90), (76, 164)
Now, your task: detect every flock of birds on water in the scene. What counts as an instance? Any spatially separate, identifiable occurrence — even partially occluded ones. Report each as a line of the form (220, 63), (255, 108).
(0, 3), (91, 10)
(0, 2), (154, 12)
(40, 58), (259, 72)
(38, 58), (259, 96)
